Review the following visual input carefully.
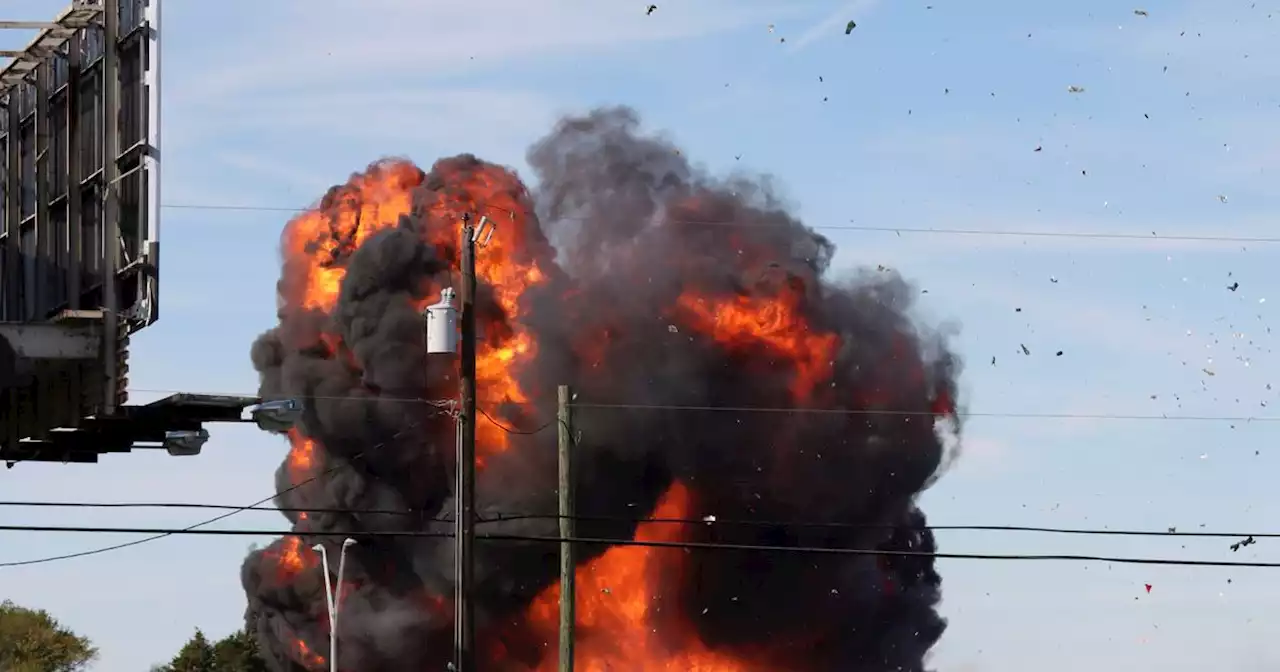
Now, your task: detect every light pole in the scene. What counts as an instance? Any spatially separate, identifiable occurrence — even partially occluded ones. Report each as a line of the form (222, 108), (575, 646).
(312, 538), (357, 672)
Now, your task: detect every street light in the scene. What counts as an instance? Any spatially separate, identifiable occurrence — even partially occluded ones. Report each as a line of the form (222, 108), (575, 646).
(249, 398), (303, 433)
(162, 428), (209, 456)
(312, 538), (357, 672)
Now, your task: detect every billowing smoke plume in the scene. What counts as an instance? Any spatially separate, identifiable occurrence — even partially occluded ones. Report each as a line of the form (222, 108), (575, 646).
(243, 106), (962, 671)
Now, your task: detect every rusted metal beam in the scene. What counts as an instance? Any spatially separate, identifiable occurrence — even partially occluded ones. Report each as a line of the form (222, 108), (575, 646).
(0, 22), (60, 30)
(0, 3), (102, 91)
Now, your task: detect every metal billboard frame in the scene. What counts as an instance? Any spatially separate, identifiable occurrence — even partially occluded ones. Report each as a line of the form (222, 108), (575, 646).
(0, 0), (171, 462)
(0, 0), (160, 334)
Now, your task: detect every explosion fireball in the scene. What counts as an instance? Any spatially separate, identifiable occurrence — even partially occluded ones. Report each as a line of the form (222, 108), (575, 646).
(243, 107), (962, 671)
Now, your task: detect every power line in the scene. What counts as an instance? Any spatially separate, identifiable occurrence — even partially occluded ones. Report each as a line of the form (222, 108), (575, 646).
(565, 401), (1277, 423)
(0, 417), (440, 568)
(0, 500), (1268, 540)
(476, 406), (554, 435)
(128, 388), (1279, 424)
(156, 202), (1280, 244)
(0, 523), (1273, 567)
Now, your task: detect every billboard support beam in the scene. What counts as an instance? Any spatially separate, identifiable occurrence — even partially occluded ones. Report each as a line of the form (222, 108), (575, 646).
(0, 320), (102, 360)
(101, 0), (120, 415)
(0, 22), (62, 31)
(0, 4), (100, 90)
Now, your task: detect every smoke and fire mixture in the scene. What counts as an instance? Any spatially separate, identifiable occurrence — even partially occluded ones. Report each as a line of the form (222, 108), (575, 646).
(243, 106), (963, 671)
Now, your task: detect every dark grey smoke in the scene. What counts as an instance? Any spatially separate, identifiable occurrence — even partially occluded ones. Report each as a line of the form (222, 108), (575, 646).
(242, 106), (961, 671)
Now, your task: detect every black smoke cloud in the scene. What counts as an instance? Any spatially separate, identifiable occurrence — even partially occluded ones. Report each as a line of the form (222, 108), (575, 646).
(243, 106), (961, 671)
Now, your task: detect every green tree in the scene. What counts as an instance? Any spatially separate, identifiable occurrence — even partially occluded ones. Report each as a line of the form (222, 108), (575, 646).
(154, 628), (271, 672)
(211, 629), (271, 672)
(157, 629), (216, 672)
(0, 600), (98, 672)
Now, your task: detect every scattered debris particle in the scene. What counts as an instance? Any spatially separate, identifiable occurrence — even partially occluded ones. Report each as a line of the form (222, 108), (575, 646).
(1055, 350), (1063, 356)
(1203, 368), (1215, 376)
(990, 356), (996, 366)
(1228, 281), (1239, 291)
(667, 324), (679, 333)
(1144, 583), (1152, 593)
(1218, 194), (1228, 203)
(1020, 344), (1031, 355)
(1134, 9), (1149, 16)
(646, 4), (657, 14)
(702, 514), (717, 523)
(1230, 535), (1256, 552)
(1034, 145), (1042, 152)
(1167, 526), (1177, 533)
(1049, 276), (1059, 283)
(1067, 85), (1085, 93)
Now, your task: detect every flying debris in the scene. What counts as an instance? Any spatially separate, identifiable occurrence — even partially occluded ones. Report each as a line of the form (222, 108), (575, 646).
(1134, 8), (1149, 16)
(845, 20), (857, 34)
(1067, 85), (1085, 93)
(646, 4), (657, 15)
(242, 106), (961, 671)
(1230, 536), (1256, 552)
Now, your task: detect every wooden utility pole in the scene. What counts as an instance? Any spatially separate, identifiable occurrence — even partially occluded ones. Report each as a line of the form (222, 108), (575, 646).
(557, 384), (576, 671)
(454, 215), (478, 672)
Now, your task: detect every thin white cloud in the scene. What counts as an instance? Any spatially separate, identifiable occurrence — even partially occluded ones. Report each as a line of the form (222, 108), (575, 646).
(193, 88), (561, 158)
(213, 151), (337, 196)
(786, 0), (878, 53)
(167, 0), (785, 107)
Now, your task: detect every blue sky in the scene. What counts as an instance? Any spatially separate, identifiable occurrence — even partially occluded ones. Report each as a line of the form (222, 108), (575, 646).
(3, 0), (1279, 669)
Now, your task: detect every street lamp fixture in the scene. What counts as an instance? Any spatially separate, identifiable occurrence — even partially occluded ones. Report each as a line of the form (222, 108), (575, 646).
(313, 538), (357, 672)
(249, 398), (303, 433)
(162, 428), (209, 456)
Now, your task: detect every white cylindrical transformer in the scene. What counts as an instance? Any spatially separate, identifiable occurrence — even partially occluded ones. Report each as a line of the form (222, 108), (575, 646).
(425, 287), (459, 354)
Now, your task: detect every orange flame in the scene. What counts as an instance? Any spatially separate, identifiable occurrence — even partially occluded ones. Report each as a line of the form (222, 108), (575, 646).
(293, 637), (325, 669)
(286, 429), (320, 485)
(676, 292), (839, 399)
(266, 536), (318, 584)
(525, 483), (748, 670)
(271, 160), (868, 668)
(280, 160), (544, 463)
